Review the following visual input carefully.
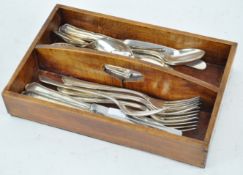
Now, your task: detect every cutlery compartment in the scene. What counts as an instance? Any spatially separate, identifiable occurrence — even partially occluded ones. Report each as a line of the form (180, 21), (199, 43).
(34, 45), (217, 140)
(2, 4), (236, 167)
(37, 5), (236, 88)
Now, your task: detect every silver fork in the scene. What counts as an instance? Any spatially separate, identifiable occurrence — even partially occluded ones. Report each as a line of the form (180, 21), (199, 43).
(39, 76), (197, 132)
(55, 76), (200, 131)
(23, 83), (182, 135)
(57, 87), (148, 110)
(57, 86), (199, 116)
(57, 86), (199, 131)
(38, 75), (166, 117)
(61, 76), (200, 109)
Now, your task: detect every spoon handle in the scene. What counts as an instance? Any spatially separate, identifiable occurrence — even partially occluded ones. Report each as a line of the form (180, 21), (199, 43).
(60, 24), (105, 42)
(123, 39), (176, 55)
(54, 30), (88, 46)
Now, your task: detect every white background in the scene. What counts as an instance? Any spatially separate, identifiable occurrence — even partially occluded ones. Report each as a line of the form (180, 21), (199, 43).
(0, 0), (243, 174)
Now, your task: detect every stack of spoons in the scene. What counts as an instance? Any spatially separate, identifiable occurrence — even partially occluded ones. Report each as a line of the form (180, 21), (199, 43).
(54, 24), (207, 70)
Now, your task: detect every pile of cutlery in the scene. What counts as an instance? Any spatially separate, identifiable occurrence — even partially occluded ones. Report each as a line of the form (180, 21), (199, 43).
(54, 24), (207, 70)
(22, 74), (201, 136)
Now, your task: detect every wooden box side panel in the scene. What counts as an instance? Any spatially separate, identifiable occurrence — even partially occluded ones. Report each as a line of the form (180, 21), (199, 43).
(6, 52), (39, 93)
(204, 43), (237, 144)
(3, 91), (207, 167)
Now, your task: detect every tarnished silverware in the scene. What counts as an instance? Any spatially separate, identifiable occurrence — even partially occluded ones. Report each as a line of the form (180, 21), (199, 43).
(61, 75), (200, 108)
(38, 75), (166, 117)
(54, 24), (206, 70)
(124, 39), (207, 70)
(23, 73), (200, 132)
(23, 83), (182, 135)
(54, 30), (89, 46)
(103, 64), (144, 82)
(131, 48), (204, 66)
(59, 23), (105, 42)
(49, 75), (200, 131)
(56, 24), (134, 57)
(57, 86), (199, 131)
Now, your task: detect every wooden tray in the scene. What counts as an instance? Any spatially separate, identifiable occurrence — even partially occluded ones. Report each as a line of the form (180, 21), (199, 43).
(2, 4), (237, 167)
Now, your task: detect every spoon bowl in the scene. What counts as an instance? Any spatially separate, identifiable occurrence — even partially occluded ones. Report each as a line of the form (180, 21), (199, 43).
(89, 37), (133, 57)
(164, 48), (206, 65)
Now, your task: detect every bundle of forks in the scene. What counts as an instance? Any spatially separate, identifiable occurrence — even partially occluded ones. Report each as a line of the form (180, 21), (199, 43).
(22, 74), (200, 136)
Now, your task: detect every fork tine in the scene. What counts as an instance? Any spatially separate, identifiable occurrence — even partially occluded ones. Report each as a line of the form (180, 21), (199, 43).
(180, 127), (197, 132)
(153, 116), (198, 122)
(165, 105), (200, 113)
(171, 124), (198, 129)
(159, 106), (200, 115)
(152, 117), (198, 125)
(163, 100), (200, 107)
(163, 101), (200, 107)
(153, 98), (200, 108)
(163, 97), (200, 104)
(158, 110), (200, 117)
(155, 122), (199, 127)
(159, 113), (199, 119)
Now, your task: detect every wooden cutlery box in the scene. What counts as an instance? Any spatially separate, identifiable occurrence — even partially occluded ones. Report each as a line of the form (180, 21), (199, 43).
(2, 4), (237, 167)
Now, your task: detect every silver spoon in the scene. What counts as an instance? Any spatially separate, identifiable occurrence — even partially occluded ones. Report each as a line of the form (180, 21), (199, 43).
(132, 48), (203, 66)
(124, 39), (207, 70)
(55, 24), (206, 69)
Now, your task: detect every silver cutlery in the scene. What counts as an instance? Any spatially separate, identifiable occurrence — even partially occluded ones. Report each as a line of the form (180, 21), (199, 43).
(54, 24), (206, 70)
(103, 64), (144, 81)
(22, 73), (200, 133)
(23, 83), (182, 135)
(56, 24), (133, 57)
(38, 75), (166, 117)
(61, 75), (200, 109)
(124, 39), (207, 70)
(40, 74), (200, 131)
(57, 86), (199, 131)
